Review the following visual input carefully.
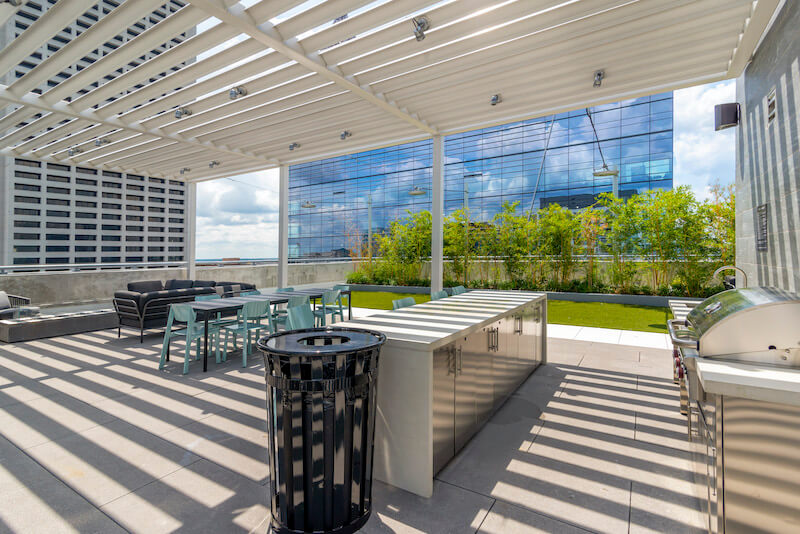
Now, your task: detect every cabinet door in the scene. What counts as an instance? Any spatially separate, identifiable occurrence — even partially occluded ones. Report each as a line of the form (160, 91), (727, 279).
(454, 338), (477, 452)
(433, 345), (456, 474)
(467, 328), (493, 427)
(493, 317), (517, 408)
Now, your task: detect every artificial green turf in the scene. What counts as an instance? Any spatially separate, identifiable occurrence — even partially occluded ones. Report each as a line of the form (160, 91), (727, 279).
(547, 300), (669, 333)
(351, 291), (669, 333)
(350, 291), (430, 310)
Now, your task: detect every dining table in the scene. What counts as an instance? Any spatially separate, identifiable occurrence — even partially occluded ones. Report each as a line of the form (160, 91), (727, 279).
(172, 288), (352, 372)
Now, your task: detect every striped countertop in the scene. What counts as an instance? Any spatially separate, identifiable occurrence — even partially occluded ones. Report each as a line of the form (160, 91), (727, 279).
(341, 290), (545, 350)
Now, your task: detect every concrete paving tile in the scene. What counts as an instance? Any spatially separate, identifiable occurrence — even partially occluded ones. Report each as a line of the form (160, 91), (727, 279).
(540, 396), (635, 439)
(546, 324), (581, 339)
(619, 331), (670, 350)
(575, 327), (622, 344)
(362, 479), (493, 534)
(543, 350), (584, 366)
(26, 419), (200, 507)
(0, 393), (117, 450)
(629, 480), (706, 534)
(477, 500), (592, 534)
(100, 459), (269, 534)
(160, 409), (268, 484)
(634, 411), (690, 452)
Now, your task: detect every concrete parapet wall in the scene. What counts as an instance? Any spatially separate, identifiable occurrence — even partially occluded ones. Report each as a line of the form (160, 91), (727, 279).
(0, 261), (355, 306)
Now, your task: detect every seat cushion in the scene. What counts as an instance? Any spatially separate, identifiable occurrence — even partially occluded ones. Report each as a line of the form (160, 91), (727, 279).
(216, 281), (255, 291)
(0, 308), (15, 319)
(165, 279), (193, 290)
(192, 280), (216, 288)
(127, 280), (164, 293)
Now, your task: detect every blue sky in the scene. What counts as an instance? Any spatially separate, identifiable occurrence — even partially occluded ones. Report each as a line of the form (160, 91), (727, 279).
(196, 80), (737, 259)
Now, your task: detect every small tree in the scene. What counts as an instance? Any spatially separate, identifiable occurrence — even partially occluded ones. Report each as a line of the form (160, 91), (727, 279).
(597, 193), (640, 292)
(444, 208), (472, 284)
(492, 201), (529, 282)
(537, 204), (581, 284)
(704, 181), (735, 266)
(577, 205), (606, 290)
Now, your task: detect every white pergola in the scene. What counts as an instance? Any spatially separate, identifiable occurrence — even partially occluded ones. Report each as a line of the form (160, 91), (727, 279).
(0, 0), (780, 290)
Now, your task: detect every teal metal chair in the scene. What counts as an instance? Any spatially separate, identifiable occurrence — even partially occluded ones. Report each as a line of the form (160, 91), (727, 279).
(313, 289), (344, 326)
(431, 290), (448, 300)
(333, 284), (350, 309)
(195, 293), (238, 327)
(221, 300), (274, 367)
(451, 285), (467, 295)
(195, 294), (220, 301)
(274, 295), (310, 329)
(392, 296), (416, 310)
(242, 290), (261, 296)
(160, 304), (221, 374)
(276, 287), (294, 292)
(287, 303), (315, 330)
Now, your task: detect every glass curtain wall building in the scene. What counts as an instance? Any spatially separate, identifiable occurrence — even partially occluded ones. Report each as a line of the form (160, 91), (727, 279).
(289, 92), (673, 259)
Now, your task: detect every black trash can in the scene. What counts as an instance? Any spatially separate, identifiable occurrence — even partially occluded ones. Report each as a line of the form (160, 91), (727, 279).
(257, 327), (386, 534)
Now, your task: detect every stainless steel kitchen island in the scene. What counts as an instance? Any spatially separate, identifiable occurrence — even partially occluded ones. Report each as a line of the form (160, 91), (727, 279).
(341, 290), (547, 497)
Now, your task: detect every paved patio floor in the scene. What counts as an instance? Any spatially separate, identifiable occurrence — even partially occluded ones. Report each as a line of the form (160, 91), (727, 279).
(0, 328), (704, 533)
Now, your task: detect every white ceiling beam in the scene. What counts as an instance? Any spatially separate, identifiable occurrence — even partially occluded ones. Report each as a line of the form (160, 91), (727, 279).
(0, 0), (22, 26)
(0, 84), (276, 167)
(186, 0), (438, 136)
(727, 0), (781, 76)
(0, 0), (97, 78)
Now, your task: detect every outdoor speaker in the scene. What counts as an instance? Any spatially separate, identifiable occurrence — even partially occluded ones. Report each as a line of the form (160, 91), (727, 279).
(715, 103), (740, 131)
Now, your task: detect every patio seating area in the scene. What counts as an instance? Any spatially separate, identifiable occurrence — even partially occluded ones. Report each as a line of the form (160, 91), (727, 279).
(0, 328), (703, 533)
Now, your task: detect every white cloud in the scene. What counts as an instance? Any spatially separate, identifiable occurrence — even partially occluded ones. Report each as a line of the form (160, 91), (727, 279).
(673, 80), (736, 199)
(196, 168), (279, 259)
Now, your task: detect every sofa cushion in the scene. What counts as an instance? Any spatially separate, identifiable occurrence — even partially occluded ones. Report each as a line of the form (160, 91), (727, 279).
(192, 280), (216, 288)
(0, 291), (10, 310)
(165, 279), (193, 290)
(0, 308), (15, 319)
(216, 281), (256, 291)
(127, 280), (163, 293)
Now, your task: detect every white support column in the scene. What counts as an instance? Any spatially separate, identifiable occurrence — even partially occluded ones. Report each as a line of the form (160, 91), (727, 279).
(277, 165), (289, 288)
(431, 135), (444, 294)
(186, 181), (197, 280)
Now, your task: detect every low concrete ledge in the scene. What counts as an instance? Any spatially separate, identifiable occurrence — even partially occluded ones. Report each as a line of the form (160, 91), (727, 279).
(0, 309), (118, 343)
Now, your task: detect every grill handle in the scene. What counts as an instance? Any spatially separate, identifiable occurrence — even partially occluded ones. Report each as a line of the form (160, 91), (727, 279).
(668, 319), (699, 349)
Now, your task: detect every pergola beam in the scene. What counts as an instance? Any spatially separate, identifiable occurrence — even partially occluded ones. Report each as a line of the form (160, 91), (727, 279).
(186, 0), (439, 136)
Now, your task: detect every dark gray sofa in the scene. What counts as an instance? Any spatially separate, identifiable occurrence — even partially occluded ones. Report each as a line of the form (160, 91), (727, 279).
(113, 279), (256, 341)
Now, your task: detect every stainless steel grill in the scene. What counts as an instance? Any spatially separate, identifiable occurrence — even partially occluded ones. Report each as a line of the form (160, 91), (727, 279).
(667, 287), (800, 533)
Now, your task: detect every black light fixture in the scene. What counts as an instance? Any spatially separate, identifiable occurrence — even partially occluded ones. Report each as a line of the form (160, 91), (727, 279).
(593, 70), (605, 88)
(412, 16), (429, 41)
(714, 103), (740, 131)
(490, 94), (502, 106)
(229, 86), (247, 100)
(174, 107), (192, 118)
(208, 160), (220, 169)
(289, 142), (300, 151)
(68, 147), (82, 156)
(340, 130), (352, 140)
(179, 167), (191, 175)
(95, 138), (110, 146)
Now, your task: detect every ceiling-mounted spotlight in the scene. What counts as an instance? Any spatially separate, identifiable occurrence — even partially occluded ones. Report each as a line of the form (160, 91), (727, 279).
(593, 70), (605, 88)
(229, 86), (247, 100)
(490, 94), (502, 106)
(179, 167), (191, 175)
(95, 138), (110, 146)
(411, 16), (429, 41)
(340, 130), (352, 140)
(4, 0), (22, 6)
(174, 107), (192, 119)
(208, 160), (220, 169)
(288, 142), (300, 151)
(68, 147), (82, 156)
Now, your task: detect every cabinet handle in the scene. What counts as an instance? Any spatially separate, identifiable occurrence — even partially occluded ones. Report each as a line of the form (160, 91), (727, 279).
(457, 347), (463, 375)
(447, 347), (455, 375)
(514, 316), (522, 334)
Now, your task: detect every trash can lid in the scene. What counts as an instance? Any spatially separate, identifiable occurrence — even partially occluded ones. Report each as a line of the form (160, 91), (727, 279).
(258, 327), (386, 355)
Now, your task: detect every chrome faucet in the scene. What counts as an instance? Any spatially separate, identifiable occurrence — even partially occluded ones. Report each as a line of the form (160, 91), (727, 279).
(713, 265), (748, 288)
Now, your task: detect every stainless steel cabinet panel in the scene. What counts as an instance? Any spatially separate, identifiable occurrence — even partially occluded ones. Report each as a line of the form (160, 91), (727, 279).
(720, 397), (800, 533)
(471, 328), (494, 426)
(432, 344), (456, 474)
(493, 319), (517, 409)
(454, 337), (477, 452)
